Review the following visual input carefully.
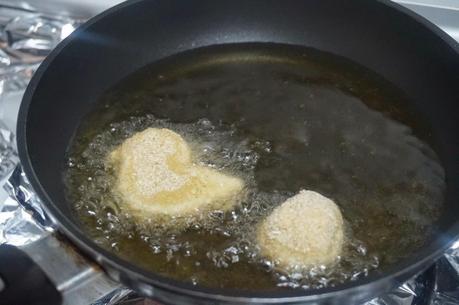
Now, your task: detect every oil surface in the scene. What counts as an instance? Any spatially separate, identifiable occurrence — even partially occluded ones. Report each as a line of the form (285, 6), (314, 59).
(65, 44), (445, 291)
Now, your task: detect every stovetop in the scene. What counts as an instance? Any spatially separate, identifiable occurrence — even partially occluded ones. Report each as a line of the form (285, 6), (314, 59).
(0, 1), (458, 305)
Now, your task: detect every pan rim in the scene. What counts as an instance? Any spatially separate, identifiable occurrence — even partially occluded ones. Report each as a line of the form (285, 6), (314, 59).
(16, 0), (459, 303)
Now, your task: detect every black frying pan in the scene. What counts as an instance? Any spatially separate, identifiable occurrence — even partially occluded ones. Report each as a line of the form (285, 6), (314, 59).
(1, 0), (458, 304)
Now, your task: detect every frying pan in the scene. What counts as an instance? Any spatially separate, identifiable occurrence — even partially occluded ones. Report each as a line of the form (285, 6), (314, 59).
(0, 0), (458, 304)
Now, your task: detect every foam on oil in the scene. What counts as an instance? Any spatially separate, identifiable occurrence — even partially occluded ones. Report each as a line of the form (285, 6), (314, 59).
(65, 44), (445, 291)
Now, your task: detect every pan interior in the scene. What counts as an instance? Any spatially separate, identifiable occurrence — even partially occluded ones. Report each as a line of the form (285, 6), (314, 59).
(64, 44), (445, 291)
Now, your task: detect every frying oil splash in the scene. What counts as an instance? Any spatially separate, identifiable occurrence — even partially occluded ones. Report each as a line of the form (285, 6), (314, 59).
(65, 44), (445, 291)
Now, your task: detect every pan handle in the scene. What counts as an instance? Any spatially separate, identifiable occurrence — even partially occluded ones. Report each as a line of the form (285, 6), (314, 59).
(0, 244), (62, 305)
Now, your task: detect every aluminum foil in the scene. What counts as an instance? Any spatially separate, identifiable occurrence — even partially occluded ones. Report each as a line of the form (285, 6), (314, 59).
(0, 121), (16, 179)
(0, 5), (83, 96)
(0, 3), (459, 305)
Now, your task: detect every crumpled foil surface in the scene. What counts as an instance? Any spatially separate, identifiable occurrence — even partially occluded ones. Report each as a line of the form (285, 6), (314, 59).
(0, 5), (82, 95)
(0, 3), (459, 305)
(0, 121), (16, 179)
